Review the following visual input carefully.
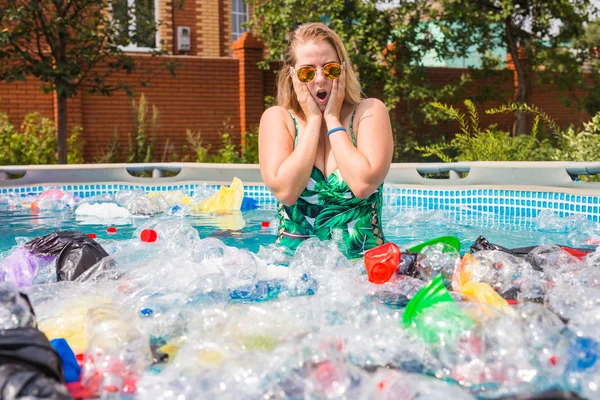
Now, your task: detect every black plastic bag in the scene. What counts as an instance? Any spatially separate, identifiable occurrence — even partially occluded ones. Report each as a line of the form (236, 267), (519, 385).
(470, 235), (594, 262)
(25, 230), (109, 281)
(0, 327), (70, 399)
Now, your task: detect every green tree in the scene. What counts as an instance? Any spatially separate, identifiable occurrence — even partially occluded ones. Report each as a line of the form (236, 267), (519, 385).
(0, 0), (177, 164)
(438, 0), (597, 135)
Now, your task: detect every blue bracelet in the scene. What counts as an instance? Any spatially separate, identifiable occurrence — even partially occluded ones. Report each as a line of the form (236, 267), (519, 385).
(327, 126), (346, 136)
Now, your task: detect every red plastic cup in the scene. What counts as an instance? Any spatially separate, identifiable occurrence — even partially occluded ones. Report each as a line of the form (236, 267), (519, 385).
(87, 233), (97, 239)
(140, 229), (158, 243)
(364, 242), (401, 284)
(106, 227), (117, 234)
(261, 221), (270, 228)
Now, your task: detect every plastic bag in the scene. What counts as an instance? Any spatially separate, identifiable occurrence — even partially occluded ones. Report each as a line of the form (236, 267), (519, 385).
(452, 253), (508, 309)
(0, 327), (70, 400)
(25, 231), (109, 281)
(191, 177), (244, 213)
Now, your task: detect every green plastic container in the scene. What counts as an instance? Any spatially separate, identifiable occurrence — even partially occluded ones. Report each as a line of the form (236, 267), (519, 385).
(407, 236), (461, 254)
(402, 275), (473, 346)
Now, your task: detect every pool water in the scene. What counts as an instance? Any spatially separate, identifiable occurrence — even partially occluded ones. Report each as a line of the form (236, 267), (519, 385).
(0, 203), (593, 256)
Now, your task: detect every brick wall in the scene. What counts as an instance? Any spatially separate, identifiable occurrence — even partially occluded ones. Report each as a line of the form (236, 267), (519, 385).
(79, 55), (240, 162)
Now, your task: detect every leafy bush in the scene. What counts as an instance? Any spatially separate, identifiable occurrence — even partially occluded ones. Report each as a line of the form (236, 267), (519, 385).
(0, 112), (56, 165)
(417, 101), (556, 162)
(182, 129), (211, 162)
(67, 126), (85, 164)
(241, 126), (259, 164)
(95, 129), (122, 163)
(212, 118), (241, 164)
(552, 113), (600, 162)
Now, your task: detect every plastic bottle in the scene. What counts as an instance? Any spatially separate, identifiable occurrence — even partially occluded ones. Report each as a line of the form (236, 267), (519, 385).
(364, 242), (401, 284)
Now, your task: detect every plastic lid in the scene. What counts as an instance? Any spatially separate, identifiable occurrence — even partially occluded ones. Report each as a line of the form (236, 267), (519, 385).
(107, 227), (117, 234)
(87, 233), (97, 239)
(407, 236), (461, 253)
(261, 221), (270, 228)
(140, 229), (158, 243)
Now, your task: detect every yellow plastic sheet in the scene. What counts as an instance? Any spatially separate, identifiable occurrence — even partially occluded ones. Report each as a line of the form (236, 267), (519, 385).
(37, 296), (114, 354)
(191, 177), (244, 213)
(452, 254), (508, 310)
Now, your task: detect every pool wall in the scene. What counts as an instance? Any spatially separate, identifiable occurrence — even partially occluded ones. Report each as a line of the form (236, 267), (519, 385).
(1, 162), (600, 221)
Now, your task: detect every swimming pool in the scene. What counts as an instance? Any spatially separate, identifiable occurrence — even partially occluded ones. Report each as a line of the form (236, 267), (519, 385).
(1, 182), (597, 254)
(2, 162), (600, 399)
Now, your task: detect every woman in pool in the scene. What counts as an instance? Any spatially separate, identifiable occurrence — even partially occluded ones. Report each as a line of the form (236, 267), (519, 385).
(259, 22), (394, 258)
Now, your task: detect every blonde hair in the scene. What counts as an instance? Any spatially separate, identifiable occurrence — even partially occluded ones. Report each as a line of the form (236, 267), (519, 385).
(276, 23), (362, 116)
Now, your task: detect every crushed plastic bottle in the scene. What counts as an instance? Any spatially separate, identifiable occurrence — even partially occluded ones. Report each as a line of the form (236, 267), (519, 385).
(416, 242), (460, 282)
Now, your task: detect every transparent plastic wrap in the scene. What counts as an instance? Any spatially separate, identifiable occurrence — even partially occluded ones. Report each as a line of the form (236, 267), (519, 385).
(371, 368), (476, 400)
(0, 282), (36, 329)
(82, 304), (152, 397)
(286, 239), (350, 297)
(28, 282), (121, 354)
(416, 242), (460, 283)
(547, 285), (600, 321)
(0, 246), (55, 287)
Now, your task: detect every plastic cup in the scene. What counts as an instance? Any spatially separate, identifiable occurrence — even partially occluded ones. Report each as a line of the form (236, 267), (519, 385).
(364, 242), (401, 284)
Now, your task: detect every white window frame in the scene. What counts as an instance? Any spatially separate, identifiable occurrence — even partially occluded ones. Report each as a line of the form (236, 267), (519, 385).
(232, 0), (249, 41)
(114, 0), (160, 52)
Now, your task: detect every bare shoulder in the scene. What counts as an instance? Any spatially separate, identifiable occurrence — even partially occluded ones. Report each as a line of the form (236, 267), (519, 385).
(356, 98), (387, 116)
(353, 98), (391, 132)
(261, 105), (290, 122)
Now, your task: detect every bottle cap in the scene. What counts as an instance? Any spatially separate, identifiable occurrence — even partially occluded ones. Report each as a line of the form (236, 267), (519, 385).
(140, 229), (158, 243)
(261, 221), (270, 228)
(87, 233), (97, 239)
(107, 227), (117, 234)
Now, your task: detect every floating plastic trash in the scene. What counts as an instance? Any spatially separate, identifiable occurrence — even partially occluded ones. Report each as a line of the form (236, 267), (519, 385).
(140, 229), (158, 243)
(403, 274), (473, 346)
(364, 242), (401, 284)
(408, 235), (461, 253)
(190, 177), (244, 213)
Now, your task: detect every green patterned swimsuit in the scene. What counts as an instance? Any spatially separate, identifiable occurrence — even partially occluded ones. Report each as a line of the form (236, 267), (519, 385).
(276, 108), (385, 259)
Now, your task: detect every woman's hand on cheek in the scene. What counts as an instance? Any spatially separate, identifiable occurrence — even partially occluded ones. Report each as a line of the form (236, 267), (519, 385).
(290, 67), (322, 121)
(324, 62), (345, 124)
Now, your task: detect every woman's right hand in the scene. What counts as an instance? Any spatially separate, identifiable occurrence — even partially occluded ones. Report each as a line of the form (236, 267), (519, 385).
(290, 67), (322, 120)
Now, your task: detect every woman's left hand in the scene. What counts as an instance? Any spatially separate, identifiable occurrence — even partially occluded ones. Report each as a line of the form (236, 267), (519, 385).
(324, 62), (345, 124)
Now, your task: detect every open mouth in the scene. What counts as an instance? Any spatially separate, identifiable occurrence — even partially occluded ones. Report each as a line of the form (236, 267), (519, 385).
(316, 90), (327, 100)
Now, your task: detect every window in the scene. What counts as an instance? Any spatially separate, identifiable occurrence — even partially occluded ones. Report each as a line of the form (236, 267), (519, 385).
(112, 0), (159, 51)
(232, 0), (248, 41)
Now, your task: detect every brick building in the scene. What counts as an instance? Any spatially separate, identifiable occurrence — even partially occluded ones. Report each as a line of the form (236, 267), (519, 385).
(0, 1), (591, 163)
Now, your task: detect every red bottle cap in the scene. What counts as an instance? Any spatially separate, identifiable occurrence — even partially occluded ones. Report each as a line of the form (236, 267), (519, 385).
(107, 227), (117, 234)
(87, 233), (97, 239)
(261, 221), (270, 228)
(140, 229), (158, 243)
(364, 242), (401, 284)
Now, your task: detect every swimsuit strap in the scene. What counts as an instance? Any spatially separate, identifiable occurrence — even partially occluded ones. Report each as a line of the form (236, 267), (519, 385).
(349, 104), (360, 147)
(287, 110), (299, 148)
